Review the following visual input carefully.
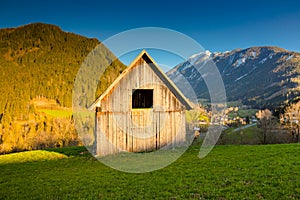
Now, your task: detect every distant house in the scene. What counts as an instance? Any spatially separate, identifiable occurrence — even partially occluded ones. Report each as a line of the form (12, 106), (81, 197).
(89, 50), (192, 157)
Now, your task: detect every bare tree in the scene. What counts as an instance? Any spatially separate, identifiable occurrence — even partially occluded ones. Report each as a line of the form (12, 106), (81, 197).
(256, 109), (275, 144)
(281, 101), (300, 142)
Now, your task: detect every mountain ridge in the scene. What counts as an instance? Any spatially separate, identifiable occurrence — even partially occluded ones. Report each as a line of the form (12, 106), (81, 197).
(1, 22), (299, 114)
(167, 46), (300, 108)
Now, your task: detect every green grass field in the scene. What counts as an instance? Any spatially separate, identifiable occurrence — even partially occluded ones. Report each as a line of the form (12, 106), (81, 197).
(237, 109), (258, 118)
(38, 108), (72, 118)
(1, 144), (300, 199)
(220, 125), (263, 145)
(228, 109), (258, 118)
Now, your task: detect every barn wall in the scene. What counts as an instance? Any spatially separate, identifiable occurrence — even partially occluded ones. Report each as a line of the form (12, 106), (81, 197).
(96, 56), (187, 157)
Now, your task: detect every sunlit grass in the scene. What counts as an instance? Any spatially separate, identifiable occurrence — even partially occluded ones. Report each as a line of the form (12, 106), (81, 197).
(38, 109), (72, 118)
(0, 150), (67, 165)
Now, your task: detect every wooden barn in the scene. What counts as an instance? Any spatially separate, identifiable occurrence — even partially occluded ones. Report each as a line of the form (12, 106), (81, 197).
(89, 50), (192, 157)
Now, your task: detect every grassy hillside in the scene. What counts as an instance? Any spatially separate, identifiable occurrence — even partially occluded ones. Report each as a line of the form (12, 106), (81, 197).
(0, 144), (299, 199)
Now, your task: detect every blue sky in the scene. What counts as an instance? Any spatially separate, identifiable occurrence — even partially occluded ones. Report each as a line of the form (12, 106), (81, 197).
(1, 0), (300, 68)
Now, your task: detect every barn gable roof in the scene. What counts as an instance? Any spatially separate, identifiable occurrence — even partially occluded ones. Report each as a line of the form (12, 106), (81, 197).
(89, 50), (192, 110)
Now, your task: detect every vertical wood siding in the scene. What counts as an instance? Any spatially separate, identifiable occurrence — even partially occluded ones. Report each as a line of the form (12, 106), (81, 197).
(96, 56), (187, 156)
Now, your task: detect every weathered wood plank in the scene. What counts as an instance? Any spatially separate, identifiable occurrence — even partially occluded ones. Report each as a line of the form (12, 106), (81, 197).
(95, 53), (189, 157)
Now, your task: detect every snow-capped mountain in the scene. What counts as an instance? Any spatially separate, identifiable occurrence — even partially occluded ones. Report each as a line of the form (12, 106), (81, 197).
(167, 46), (300, 108)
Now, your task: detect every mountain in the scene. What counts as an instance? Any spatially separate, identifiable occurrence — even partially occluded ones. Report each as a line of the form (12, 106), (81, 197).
(167, 46), (300, 108)
(0, 23), (126, 123)
(0, 23), (126, 153)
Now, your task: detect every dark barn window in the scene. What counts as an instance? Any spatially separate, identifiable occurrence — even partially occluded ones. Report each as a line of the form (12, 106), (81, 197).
(132, 89), (153, 109)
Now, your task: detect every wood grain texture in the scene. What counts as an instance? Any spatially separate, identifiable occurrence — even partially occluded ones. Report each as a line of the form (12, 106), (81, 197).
(95, 51), (190, 157)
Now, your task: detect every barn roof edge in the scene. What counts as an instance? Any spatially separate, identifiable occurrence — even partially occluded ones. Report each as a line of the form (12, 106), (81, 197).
(89, 50), (193, 110)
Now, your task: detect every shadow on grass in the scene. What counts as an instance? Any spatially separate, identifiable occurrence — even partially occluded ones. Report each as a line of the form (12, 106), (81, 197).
(44, 146), (92, 157)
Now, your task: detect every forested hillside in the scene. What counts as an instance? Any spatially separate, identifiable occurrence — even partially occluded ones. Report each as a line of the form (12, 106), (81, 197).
(0, 23), (126, 153)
